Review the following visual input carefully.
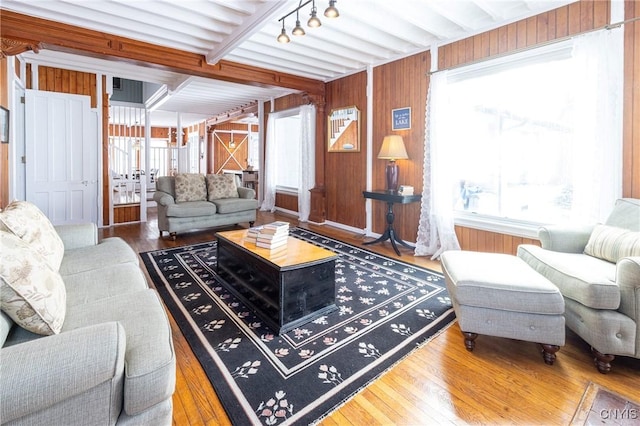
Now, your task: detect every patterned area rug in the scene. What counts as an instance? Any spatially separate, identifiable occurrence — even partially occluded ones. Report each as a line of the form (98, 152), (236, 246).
(141, 228), (455, 425)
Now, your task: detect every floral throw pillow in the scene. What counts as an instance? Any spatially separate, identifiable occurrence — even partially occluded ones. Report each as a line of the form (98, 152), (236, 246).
(0, 231), (67, 335)
(174, 173), (207, 203)
(206, 174), (239, 200)
(0, 200), (65, 271)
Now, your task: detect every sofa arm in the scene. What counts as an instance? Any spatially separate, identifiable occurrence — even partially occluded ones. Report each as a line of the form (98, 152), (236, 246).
(617, 256), (640, 322)
(238, 186), (256, 199)
(0, 322), (126, 424)
(55, 222), (98, 250)
(153, 190), (175, 207)
(537, 224), (595, 253)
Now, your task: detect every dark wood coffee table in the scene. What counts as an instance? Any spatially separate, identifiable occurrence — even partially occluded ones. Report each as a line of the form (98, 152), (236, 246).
(215, 229), (338, 334)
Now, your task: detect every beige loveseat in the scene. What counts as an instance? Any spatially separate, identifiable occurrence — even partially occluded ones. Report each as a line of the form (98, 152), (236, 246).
(0, 201), (176, 425)
(154, 173), (258, 240)
(518, 198), (640, 373)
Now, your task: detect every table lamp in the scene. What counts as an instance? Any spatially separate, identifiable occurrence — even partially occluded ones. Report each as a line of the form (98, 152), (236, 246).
(377, 135), (408, 193)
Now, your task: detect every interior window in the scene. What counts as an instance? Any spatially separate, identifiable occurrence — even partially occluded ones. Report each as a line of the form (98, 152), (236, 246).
(273, 114), (301, 192)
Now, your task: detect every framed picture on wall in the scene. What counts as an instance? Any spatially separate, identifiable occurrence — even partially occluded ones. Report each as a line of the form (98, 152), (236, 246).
(392, 107), (411, 131)
(0, 106), (8, 144)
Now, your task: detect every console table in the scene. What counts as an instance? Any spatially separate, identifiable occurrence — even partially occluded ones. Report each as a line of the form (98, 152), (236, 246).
(363, 190), (422, 256)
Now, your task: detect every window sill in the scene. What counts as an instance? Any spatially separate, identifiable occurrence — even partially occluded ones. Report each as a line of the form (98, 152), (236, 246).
(453, 212), (543, 240)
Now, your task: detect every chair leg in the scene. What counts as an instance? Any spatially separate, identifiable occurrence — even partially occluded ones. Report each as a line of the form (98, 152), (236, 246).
(462, 331), (478, 352)
(540, 344), (560, 365)
(591, 347), (614, 374)
(249, 221), (255, 227)
(170, 232), (177, 241)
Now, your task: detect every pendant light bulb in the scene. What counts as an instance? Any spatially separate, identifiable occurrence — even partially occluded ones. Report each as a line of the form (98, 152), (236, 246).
(277, 21), (290, 43)
(292, 10), (305, 36)
(308, 6), (322, 28)
(324, 0), (339, 18)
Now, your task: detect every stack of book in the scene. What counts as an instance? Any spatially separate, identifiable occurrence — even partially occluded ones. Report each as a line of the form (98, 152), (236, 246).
(244, 226), (263, 244)
(256, 221), (289, 250)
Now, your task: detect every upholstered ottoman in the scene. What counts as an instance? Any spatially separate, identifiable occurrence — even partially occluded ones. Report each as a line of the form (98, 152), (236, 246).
(440, 251), (565, 365)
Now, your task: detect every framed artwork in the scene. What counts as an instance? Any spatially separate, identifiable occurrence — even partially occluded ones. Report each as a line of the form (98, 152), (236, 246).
(0, 106), (8, 144)
(327, 106), (360, 152)
(392, 107), (411, 131)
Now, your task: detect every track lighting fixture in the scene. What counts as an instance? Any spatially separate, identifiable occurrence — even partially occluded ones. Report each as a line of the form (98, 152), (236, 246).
(276, 0), (338, 44)
(277, 20), (290, 43)
(324, 0), (339, 18)
(292, 9), (305, 36)
(307, 2), (322, 28)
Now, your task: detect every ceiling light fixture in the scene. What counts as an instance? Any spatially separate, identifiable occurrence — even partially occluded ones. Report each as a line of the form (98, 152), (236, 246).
(324, 0), (339, 18)
(292, 8), (305, 36)
(276, 0), (338, 43)
(277, 20), (290, 43)
(307, 1), (322, 28)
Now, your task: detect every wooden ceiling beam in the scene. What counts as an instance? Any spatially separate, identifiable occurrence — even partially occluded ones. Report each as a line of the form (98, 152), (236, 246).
(0, 10), (324, 97)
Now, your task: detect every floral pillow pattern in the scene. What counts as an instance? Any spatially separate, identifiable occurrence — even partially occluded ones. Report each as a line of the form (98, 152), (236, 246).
(0, 200), (65, 271)
(174, 173), (207, 203)
(0, 231), (67, 335)
(206, 174), (239, 200)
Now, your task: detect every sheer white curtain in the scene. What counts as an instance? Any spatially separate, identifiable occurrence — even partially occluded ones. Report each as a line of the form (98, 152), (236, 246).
(415, 71), (461, 259)
(260, 114), (277, 212)
(569, 28), (623, 223)
(298, 104), (316, 222)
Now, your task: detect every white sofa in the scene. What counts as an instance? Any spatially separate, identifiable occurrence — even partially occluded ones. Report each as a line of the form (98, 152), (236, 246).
(0, 201), (176, 425)
(518, 198), (640, 373)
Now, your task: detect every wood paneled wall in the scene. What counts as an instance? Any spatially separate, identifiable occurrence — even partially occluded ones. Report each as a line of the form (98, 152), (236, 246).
(36, 66), (98, 107)
(434, 0), (611, 254)
(624, 0), (640, 198)
(0, 57), (8, 209)
(371, 53), (429, 243)
(325, 71), (368, 229)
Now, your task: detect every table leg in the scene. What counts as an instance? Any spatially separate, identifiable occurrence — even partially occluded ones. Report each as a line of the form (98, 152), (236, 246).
(363, 201), (414, 256)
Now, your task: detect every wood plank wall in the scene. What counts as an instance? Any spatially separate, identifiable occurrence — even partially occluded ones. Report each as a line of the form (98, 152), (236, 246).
(36, 66), (97, 107)
(438, 0), (610, 254)
(325, 71), (368, 229)
(0, 57), (8, 209)
(624, 0), (640, 198)
(371, 53), (429, 243)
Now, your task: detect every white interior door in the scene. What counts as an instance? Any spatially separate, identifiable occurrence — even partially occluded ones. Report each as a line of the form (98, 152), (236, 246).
(25, 89), (98, 225)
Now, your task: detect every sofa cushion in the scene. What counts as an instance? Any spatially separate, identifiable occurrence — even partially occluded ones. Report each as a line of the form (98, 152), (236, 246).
(64, 263), (149, 307)
(206, 174), (239, 200)
(211, 197), (259, 214)
(61, 290), (175, 416)
(0, 200), (64, 271)
(0, 231), (66, 335)
(59, 237), (139, 276)
(584, 224), (640, 263)
(517, 244), (619, 310)
(165, 200), (217, 218)
(174, 173), (206, 202)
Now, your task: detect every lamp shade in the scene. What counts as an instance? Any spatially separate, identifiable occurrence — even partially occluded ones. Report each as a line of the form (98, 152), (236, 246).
(377, 135), (408, 160)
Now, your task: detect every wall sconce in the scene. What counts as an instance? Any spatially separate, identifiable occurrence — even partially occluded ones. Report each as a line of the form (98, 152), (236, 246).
(377, 135), (409, 193)
(277, 0), (339, 43)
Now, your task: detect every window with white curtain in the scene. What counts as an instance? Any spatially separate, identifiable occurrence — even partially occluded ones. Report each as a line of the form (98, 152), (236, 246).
(273, 114), (301, 192)
(434, 30), (622, 232)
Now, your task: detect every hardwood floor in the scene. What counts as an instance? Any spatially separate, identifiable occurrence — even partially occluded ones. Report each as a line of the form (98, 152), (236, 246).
(102, 208), (640, 425)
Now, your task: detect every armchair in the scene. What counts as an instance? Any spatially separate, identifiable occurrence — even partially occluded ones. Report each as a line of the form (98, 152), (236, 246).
(517, 198), (640, 373)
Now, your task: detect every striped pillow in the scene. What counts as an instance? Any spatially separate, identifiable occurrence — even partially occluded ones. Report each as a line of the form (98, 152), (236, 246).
(584, 224), (640, 263)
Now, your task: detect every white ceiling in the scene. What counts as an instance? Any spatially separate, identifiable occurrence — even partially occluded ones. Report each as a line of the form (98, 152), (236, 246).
(1, 0), (576, 126)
